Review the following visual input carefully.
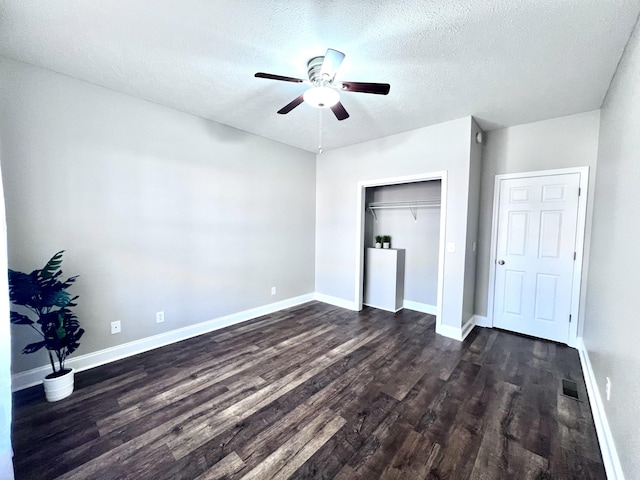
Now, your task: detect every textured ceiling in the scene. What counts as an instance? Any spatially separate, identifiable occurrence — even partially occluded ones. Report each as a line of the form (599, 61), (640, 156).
(1, 1), (639, 152)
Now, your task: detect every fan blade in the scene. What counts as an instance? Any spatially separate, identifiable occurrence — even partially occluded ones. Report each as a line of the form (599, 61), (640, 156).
(330, 102), (350, 121)
(320, 49), (345, 81)
(255, 72), (304, 83)
(277, 94), (305, 114)
(340, 81), (390, 95)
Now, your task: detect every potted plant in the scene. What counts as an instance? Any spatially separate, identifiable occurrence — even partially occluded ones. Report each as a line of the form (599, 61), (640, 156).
(375, 235), (382, 248)
(382, 235), (391, 249)
(8, 250), (84, 402)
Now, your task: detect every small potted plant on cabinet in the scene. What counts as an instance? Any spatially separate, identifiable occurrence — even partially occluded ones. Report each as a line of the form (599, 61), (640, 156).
(382, 235), (391, 249)
(375, 235), (382, 248)
(8, 250), (84, 402)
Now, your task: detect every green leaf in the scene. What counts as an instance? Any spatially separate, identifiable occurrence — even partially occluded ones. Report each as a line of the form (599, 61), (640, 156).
(8, 270), (41, 308)
(65, 328), (84, 355)
(55, 313), (66, 339)
(39, 250), (65, 280)
(42, 288), (71, 308)
(61, 276), (79, 289)
(38, 310), (62, 332)
(10, 311), (34, 325)
(23, 341), (46, 354)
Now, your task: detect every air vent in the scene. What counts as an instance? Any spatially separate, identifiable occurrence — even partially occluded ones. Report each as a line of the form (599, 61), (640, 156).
(561, 379), (581, 401)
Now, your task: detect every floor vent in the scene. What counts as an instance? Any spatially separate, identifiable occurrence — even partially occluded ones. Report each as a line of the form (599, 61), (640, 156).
(561, 379), (581, 401)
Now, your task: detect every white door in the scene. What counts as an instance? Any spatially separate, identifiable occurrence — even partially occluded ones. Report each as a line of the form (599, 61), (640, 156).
(493, 173), (580, 343)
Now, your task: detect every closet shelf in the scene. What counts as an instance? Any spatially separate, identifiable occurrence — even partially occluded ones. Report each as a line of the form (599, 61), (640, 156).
(368, 200), (440, 221)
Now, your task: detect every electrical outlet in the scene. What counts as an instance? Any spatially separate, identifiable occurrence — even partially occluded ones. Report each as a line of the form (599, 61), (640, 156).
(606, 377), (611, 401)
(271, 286), (277, 295)
(111, 321), (121, 335)
(156, 311), (165, 323)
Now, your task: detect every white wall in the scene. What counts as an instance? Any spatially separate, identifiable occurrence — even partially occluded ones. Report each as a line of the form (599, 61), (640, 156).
(0, 56), (316, 375)
(0, 157), (14, 480)
(584, 17), (640, 480)
(476, 110), (601, 331)
(368, 181), (441, 307)
(315, 116), (475, 329)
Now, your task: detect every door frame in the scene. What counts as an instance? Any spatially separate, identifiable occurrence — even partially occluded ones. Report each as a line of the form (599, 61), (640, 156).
(487, 166), (589, 347)
(355, 171), (448, 330)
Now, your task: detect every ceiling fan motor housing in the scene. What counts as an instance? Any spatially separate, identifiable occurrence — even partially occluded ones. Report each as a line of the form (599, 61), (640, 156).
(307, 56), (330, 86)
(304, 55), (340, 108)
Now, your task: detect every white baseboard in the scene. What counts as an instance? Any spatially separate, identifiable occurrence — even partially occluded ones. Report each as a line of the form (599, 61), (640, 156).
(363, 303), (403, 313)
(313, 293), (359, 311)
(435, 323), (461, 340)
(473, 314), (491, 328)
(11, 293), (315, 392)
(402, 300), (437, 315)
(461, 317), (476, 340)
(577, 338), (625, 480)
(436, 316), (476, 342)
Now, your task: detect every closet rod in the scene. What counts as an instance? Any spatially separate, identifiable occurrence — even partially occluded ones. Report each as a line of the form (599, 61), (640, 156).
(368, 200), (440, 222)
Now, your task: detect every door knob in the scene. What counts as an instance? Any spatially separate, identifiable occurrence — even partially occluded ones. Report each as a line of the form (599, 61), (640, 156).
(497, 260), (505, 265)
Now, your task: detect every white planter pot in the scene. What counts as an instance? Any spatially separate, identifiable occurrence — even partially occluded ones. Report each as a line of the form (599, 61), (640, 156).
(375, 243), (382, 249)
(43, 368), (75, 402)
(383, 242), (390, 249)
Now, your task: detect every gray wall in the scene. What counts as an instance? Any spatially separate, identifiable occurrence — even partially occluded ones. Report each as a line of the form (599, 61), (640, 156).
(315, 116), (475, 329)
(367, 181), (441, 306)
(584, 17), (640, 479)
(462, 120), (483, 324)
(0, 57), (317, 375)
(476, 110), (601, 330)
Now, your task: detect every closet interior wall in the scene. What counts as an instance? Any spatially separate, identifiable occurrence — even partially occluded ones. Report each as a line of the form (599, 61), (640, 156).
(364, 180), (442, 309)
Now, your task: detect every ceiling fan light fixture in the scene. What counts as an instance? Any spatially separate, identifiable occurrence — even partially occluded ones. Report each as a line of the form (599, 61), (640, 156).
(255, 48), (389, 120)
(303, 86), (340, 108)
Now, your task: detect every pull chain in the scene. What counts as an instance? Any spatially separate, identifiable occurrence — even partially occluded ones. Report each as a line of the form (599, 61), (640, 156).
(318, 108), (323, 154)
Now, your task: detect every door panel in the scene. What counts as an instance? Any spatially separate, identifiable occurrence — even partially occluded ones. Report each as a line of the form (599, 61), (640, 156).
(534, 273), (558, 321)
(539, 211), (562, 258)
(507, 212), (528, 255)
(493, 173), (580, 343)
(504, 270), (525, 315)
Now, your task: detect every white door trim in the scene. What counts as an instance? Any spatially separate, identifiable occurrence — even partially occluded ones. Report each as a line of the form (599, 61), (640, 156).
(355, 171), (448, 331)
(487, 167), (589, 347)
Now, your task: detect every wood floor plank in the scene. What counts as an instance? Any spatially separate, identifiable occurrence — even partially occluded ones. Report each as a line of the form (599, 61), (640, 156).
(556, 394), (604, 464)
(377, 429), (440, 480)
(195, 451), (246, 480)
(160, 341), (381, 479)
(11, 302), (606, 480)
(291, 386), (399, 479)
(469, 433), (549, 480)
(333, 414), (415, 480)
(13, 369), (148, 426)
(423, 424), (479, 480)
(548, 445), (607, 480)
(415, 359), (481, 439)
(116, 323), (334, 408)
(97, 325), (336, 436)
(220, 339), (397, 474)
(239, 408), (346, 480)
(166, 328), (388, 460)
(56, 376), (266, 480)
(462, 328), (499, 366)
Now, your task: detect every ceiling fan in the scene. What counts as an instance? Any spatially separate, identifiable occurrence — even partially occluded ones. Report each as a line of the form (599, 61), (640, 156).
(255, 48), (390, 121)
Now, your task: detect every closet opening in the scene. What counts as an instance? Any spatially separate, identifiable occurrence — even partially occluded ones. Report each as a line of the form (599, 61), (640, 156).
(355, 172), (447, 327)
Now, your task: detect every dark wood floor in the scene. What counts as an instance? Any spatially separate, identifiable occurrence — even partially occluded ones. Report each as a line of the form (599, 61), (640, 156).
(12, 302), (605, 480)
